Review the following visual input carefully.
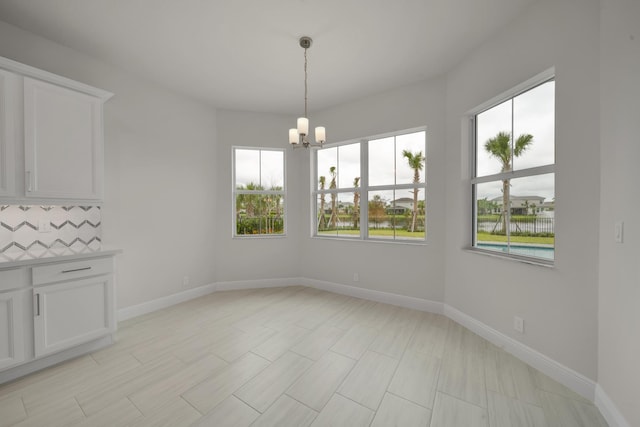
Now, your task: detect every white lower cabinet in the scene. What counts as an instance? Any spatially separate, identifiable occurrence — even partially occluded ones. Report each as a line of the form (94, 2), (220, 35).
(0, 290), (25, 370)
(33, 275), (114, 358)
(0, 254), (117, 381)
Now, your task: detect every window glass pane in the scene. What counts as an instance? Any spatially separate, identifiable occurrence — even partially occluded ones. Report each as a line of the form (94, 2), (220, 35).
(316, 192), (359, 238)
(236, 194), (285, 235)
(474, 175), (554, 260)
(235, 149), (260, 188)
(513, 80), (555, 170)
(475, 181), (509, 254)
(338, 143), (361, 189)
(393, 188), (426, 240)
(369, 136), (395, 186)
(317, 147), (337, 189)
(261, 150), (284, 189)
(508, 174), (554, 259)
(368, 190), (393, 239)
(396, 131), (426, 185)
(476, 99), (512, 177)
(336, 192), (360, 238)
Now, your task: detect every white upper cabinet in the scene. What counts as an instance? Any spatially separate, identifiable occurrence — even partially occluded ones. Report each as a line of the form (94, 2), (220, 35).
(0, 56), (113, 204)
(24, 77), (103, 200)
(0, 69), (17, 198)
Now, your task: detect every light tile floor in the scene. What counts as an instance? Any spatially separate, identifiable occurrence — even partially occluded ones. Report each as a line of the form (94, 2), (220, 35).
(0, 286), (609, 426)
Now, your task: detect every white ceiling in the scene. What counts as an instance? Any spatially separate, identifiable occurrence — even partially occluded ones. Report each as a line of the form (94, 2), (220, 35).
(0, 0), (536, 114)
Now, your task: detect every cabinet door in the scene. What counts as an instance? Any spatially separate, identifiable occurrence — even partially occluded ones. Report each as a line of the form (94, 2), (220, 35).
(33, 275), (114, 358)
(0, 69), (17, 198)
(23, 77), (103, 200)
(0, 290), (25, 370)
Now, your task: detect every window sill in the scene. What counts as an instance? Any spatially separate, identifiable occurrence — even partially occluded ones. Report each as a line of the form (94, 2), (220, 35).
(464, 246), (554, 268)
(233, 234), (287, 239)
(312, 235), (427, 246)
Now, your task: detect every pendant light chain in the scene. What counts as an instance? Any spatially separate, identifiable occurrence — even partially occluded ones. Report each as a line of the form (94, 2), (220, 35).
(304, 47), (308, 119)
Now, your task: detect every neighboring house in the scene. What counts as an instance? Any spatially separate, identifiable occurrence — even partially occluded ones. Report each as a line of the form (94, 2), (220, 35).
(387, 197), (414, 215)
(491, 195), (546, 215)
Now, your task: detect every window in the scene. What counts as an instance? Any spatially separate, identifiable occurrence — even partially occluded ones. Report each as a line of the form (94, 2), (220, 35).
(314, 129), (426, 242)
(233, 147), (285, 237)
(471, 71), (555, 262)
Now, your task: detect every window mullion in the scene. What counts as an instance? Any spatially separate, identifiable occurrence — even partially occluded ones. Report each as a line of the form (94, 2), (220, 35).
(360, 140), (368, 239)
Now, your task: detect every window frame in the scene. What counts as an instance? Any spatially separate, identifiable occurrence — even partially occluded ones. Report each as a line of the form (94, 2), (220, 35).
(469, 68), (556, 265)
(232, 146), (287, 238)
(311, 127), (427, 244)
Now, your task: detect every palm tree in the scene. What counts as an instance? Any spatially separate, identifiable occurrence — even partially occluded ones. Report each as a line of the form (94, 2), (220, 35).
(402, 150), (425, 232)
(329, 166), (338, 229)
(352, 177), (360, 229)
(484, 131), (533, 233)
(236, 182), (264, 218)
(318, 176), (327, 230)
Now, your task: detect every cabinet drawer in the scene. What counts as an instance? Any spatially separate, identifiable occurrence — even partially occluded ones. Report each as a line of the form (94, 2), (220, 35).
(32, 257), (112, 286)
(0, 268), (28, 292)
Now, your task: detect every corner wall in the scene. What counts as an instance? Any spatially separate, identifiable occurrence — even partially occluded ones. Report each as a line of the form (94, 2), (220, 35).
(214, 110), (303, 283)
(597, 0), (640, 425)
(444, 0), (601, 380)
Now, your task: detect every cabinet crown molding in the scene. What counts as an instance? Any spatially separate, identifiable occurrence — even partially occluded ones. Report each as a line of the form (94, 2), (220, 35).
(0, 55), (113, 101)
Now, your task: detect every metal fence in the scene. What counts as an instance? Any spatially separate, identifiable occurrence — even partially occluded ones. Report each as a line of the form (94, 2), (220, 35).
(477, 217), (554, 234)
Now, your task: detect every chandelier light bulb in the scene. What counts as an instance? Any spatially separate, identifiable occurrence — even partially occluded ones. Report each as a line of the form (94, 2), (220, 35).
(297, 117), (309, 136)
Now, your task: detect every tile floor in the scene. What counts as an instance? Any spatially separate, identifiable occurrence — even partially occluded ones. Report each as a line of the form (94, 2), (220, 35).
(0, 286), (609, 426)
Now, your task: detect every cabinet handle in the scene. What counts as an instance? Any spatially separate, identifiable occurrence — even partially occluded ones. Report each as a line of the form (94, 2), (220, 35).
(35, 293), (40, 316)
(61, 266), (92, 274)
(26, 171), (32, 192)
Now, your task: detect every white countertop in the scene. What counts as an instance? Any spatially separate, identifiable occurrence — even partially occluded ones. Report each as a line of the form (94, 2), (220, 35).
(0, 248), (122, 269)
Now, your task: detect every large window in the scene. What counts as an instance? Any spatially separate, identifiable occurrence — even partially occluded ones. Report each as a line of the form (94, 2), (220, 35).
(471, 71), (555, 262)
(314, 129), (426, 242)
(233, 147), (285, 237)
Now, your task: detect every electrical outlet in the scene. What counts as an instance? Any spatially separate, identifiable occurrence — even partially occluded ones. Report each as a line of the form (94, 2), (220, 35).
(182, 275), (190, 287)
(353, 273), (359, 282)
(513, 316), (524, 334)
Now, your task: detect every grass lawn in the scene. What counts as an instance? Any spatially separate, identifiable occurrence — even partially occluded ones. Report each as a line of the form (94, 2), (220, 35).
(476, 231), (554, 245)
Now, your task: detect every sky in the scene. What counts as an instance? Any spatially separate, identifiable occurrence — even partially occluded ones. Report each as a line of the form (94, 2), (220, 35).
(235, 149), (284, 189)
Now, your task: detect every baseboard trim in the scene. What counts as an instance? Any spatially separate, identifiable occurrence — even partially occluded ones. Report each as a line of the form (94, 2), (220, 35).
(118, 283), (218, 321)
(216, 277), (302, 292)
(595, 384), (631, 427)
(444, 304), (596, 401)
(117, 278), (302, 321)
(0, 335), (113, 385)
(301, 278), (444, 314)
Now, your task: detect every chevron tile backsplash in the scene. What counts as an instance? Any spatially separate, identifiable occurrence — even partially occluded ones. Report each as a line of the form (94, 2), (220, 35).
(0, 205), (102, 261)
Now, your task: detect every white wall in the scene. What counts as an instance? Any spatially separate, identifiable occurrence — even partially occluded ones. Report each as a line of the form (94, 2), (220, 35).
(0, 21), (219, 309)
(214, 110), (303, 283)
(598, 0), (640, 425)
(444, 0), (601, 379)
(299, 78), (447, 302)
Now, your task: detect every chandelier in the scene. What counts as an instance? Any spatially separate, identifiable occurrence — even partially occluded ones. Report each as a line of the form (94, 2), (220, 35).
(289, 36), (325, 148)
